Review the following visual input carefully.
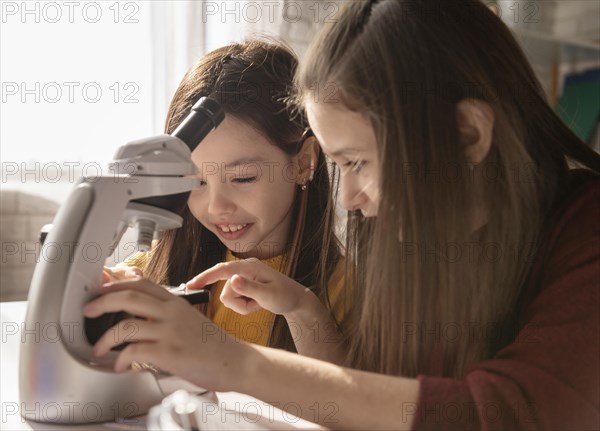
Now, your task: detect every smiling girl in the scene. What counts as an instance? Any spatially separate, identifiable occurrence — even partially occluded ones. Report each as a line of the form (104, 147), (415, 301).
(88, 1), (599, 429)
(122, 39), (348, 359)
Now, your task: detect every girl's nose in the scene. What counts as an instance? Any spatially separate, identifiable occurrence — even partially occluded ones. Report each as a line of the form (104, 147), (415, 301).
(207, 186), (236, 216)
(339, 175), (364, 212)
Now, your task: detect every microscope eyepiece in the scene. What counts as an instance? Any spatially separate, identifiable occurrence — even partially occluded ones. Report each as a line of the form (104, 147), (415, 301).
(171, 97), (225, 151)
(133, 97), (224, 213)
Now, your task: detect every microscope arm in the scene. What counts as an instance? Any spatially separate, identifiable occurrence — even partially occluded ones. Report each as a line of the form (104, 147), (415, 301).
(19, 97), (224, 424)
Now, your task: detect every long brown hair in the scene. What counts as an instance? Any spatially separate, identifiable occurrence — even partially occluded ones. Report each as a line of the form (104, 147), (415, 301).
(143, 39), (342, 350)
(296, 0), (600, 377)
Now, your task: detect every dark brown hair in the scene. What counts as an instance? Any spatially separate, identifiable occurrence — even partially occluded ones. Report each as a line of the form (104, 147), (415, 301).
(296, 0), (600, 376)
(142, 39), (343, 350)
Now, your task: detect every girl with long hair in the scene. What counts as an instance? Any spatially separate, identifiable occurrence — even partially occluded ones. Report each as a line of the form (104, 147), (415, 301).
(105, 38), (347, 360)
(88, 1), (599, 429)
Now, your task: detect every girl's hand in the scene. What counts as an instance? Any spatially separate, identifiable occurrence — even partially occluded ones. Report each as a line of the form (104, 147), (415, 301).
(189, 260), (347, 364)
(83, 278), (248, 391)
(101, 263), (143, 283)
(187, 259), (312, 316)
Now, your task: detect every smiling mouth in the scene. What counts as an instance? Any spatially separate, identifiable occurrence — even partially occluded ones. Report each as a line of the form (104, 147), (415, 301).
(213, 223), (252, 239)
(216, 223), (248, 233)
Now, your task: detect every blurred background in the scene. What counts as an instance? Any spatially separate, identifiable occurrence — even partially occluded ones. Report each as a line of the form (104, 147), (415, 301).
(1, 0), (599, 301)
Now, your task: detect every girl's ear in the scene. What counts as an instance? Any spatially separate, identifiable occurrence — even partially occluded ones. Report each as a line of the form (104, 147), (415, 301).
(295, 136), (320, 185)
(456, 99), (495, 165)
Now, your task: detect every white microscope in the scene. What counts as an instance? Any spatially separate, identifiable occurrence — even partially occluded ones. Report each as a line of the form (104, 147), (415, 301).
(19, 97), (224, 424)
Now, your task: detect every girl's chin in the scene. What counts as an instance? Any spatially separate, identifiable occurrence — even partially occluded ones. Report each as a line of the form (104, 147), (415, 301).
(361, 208), (378, 218)
(226, 241), (283, 260)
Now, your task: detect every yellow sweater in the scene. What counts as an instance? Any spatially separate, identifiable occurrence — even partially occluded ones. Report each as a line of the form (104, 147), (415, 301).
(127, 250), (348, 347)
(209, 251), (281, 345)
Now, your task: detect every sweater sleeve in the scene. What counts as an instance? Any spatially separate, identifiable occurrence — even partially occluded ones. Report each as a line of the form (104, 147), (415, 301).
(412, 180), (600, 431)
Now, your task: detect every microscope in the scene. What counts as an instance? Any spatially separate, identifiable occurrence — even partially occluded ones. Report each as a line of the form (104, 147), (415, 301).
(19, 97), (224, 424)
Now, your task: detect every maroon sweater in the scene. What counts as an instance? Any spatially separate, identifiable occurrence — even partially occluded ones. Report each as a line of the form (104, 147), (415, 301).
(413, 170), (600, 431)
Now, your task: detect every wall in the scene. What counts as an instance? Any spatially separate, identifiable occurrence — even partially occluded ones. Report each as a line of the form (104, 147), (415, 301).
(0, 190), (59, 301)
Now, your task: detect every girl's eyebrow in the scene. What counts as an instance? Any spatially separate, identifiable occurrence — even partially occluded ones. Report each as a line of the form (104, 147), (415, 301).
(328, 148), (362, 158)
(224, 157), (268, 169)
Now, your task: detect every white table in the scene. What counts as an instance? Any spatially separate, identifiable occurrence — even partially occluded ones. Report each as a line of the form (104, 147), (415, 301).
(1, 301), (325, 430)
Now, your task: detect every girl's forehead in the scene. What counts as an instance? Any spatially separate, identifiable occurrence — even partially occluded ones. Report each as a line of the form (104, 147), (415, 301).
(306, 100), (375, 157)
(191, 117), (289, 166)
(212, 116), (268, 143)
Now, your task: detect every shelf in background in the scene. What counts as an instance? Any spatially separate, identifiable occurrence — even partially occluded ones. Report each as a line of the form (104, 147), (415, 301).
(512, 28), (600, 66)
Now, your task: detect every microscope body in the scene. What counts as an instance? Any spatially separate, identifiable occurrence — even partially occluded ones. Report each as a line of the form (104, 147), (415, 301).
(19, 98), (224, 423)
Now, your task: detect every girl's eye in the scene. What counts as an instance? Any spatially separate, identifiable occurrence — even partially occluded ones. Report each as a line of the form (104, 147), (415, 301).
(344, 160), (365, 173)
(232, 177), (257, 184)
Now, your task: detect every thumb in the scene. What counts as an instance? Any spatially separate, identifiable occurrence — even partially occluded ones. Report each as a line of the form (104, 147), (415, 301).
(220, 275), (264, 315)
(229, 275), (266, 303)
